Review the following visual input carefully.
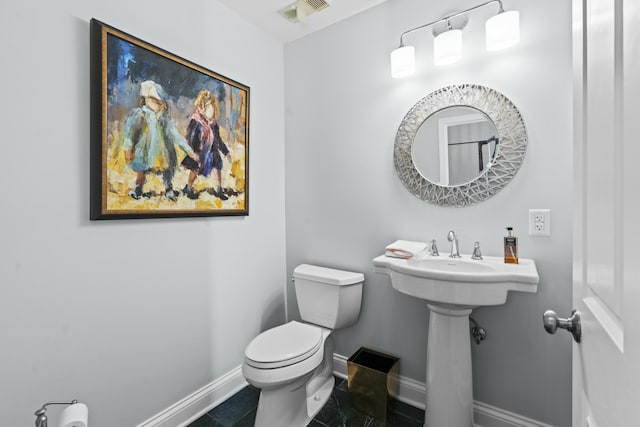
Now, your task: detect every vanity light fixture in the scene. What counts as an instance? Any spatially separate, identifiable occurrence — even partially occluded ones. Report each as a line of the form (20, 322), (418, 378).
(433, 21), (463, 66)
(390, 0), (519, 78)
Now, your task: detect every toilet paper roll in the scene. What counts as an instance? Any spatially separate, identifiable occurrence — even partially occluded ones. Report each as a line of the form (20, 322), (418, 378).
(58, 403), (88, 427)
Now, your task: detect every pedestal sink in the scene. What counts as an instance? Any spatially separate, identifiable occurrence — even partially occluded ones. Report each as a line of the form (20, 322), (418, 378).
(373, 254), (539, 427)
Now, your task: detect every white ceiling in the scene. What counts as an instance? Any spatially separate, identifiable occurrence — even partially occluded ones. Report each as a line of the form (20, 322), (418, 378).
(218, 0), (388, 43)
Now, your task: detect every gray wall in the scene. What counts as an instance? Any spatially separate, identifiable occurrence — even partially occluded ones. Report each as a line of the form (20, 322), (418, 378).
(0, 1), (286, 426)
(284, 0), (573, 425)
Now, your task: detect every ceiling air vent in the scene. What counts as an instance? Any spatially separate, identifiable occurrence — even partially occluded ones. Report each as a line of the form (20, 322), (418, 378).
(280, 0), (330, 23)
(305, 0), (330, 12)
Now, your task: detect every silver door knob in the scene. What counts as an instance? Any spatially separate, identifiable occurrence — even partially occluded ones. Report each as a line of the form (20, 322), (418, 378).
(543, 309), (581, 343)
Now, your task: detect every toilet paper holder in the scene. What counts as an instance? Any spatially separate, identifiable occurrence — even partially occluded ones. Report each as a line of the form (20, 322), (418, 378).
(34, 400), (79, 427)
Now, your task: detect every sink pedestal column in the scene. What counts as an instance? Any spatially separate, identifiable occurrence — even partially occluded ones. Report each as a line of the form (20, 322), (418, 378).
(425, 304), (474, 427)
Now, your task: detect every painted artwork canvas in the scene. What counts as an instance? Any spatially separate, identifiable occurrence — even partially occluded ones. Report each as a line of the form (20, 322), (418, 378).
(90, 19), (249, 219)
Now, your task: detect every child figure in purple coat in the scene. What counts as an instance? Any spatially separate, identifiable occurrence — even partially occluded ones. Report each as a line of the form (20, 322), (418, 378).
(181, 89), (232, 200)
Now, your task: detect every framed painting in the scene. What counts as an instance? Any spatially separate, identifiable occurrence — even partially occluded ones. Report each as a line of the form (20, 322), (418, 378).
(90, 19), (249, 219)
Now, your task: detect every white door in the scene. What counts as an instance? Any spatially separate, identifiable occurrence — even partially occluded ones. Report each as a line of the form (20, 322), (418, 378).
(569, 0), (640, 426)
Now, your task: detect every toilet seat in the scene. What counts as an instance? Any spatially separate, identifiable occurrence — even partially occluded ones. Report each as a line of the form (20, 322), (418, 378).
(245, 321), (322, 369)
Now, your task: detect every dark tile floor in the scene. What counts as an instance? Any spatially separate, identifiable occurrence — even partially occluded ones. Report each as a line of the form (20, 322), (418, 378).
(188, 376), (425, 427)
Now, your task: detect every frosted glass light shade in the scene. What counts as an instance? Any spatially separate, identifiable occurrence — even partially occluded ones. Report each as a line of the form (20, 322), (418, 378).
(434, 29), (462, 66)
(486, 10), (520, 51)
(390, 45), (415, 78)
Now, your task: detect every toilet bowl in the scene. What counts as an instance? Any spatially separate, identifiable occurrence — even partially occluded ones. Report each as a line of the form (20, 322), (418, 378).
(242, 264), (364, 427)
(243, 321), (335, 426)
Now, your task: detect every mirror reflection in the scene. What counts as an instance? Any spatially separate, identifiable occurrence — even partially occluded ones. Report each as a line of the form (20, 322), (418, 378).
(412, 106), (498, 186)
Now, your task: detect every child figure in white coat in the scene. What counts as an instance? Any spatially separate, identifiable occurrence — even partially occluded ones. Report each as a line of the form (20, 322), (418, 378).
(123, 80), (197, 201)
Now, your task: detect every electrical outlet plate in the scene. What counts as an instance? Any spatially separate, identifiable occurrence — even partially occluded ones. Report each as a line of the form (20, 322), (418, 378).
(529, 209), (551, 236)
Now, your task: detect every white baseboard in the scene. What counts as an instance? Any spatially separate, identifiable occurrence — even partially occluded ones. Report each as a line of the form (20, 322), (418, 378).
(472, 401), (555, 427)
(136, 366), (248, 427)
(138, 355), (553, 427)
(333, 353), (553, 427)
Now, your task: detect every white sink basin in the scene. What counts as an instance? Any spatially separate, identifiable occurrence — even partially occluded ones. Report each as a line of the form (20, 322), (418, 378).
(373, 254), (539, 307)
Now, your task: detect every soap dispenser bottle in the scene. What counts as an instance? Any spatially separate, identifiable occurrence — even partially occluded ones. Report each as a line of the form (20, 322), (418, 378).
(504, 227), (519, 264)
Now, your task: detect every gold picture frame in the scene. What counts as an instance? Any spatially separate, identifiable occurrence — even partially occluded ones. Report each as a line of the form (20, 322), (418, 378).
(90, 19), (249, 219)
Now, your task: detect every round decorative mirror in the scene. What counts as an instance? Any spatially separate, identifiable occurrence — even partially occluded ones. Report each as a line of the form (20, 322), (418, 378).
(394, 84), (527, 207)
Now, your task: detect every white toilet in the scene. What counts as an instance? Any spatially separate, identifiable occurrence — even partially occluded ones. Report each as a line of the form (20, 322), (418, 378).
(242, 264), (364, 427)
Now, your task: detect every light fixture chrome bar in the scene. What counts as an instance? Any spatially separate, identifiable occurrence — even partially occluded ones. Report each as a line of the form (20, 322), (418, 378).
(391, 0), (517, 78)
(397, 0), (504, 46)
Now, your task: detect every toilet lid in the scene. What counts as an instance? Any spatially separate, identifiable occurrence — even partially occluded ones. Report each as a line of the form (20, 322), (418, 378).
(245, 321), (322, 369)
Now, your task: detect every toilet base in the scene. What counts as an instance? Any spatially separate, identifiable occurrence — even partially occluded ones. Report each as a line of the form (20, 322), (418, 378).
(253, 374), (334, 427)
(254, 374), (309, 427)
(306, 374), (334, 420)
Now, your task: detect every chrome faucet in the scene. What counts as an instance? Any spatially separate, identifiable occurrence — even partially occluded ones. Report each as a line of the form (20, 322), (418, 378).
(471, 241), (483, 260)
(447, 230), (461, 258)
(429, 239), (439, 256)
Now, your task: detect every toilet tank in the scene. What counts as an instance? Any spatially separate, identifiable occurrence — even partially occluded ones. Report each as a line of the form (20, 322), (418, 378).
(293, 264), (364, 329)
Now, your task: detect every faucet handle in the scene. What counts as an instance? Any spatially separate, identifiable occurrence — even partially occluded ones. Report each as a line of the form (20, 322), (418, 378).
(471, 241), (483, 260)
(430, 239), (439, 256)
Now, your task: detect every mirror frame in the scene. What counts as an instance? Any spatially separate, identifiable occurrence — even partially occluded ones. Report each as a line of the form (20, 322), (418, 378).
(394, 84), (528, 207)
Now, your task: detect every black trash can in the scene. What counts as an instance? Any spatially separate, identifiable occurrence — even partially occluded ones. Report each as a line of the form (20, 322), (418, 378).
(347, 347), (400, 421)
